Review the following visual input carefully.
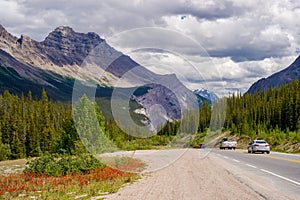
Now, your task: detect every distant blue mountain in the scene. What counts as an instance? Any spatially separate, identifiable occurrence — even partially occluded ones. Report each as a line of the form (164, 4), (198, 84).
(194, 89), (218, 106)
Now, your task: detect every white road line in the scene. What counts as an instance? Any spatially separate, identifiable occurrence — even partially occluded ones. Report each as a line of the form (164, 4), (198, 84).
(260, 169), (300, 186)
(223, 156), (229, 159)
(232, 159), (240, 163)
(245, 164), (257, 169)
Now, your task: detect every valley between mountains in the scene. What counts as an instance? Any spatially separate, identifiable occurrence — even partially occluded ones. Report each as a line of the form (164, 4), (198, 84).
(1, 24), (300, 199)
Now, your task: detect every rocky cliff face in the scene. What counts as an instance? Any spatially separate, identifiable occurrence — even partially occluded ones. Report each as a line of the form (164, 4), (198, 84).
(0, 25), (17, 47)
(247, 56), (300, 93)
(131, 73), (198, 128)
(41, 26), (104, 66)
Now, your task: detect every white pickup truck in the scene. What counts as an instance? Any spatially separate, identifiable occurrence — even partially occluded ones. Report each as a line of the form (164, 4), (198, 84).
(219, 137), (237, 150)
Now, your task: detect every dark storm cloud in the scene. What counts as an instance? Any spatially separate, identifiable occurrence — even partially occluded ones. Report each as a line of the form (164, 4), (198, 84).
(171, 0), (249, 20)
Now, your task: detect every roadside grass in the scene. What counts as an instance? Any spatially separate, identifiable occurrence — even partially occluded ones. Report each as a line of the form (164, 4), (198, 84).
(100, 156), (146, 173)
(0, 156), (145, 200)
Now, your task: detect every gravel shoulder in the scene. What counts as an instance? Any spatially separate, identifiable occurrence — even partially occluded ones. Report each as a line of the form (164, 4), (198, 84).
(104, 149), (265, 200)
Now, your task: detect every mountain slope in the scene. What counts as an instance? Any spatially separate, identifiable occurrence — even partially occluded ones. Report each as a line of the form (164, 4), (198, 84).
(0, 25), (198, 128)
(247, 56), (300, 93)
(0, 49), (75, 100)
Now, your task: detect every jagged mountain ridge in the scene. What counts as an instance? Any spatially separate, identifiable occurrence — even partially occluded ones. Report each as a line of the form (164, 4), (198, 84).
(0, 25), (115, 84)
(247, 56), (300, 93)
(41, 26), (104, 67)
(0, 25), (198, 127)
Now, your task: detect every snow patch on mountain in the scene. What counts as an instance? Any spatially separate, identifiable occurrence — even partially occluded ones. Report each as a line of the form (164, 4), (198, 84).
(194, 89), (218, 104)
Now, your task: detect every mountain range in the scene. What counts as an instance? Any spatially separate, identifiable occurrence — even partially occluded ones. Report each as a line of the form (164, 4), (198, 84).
(3, 24), (296, 128)
(0, 25), (203, 128)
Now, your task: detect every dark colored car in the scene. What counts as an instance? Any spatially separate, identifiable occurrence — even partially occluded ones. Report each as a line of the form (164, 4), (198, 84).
(194, 144), (205, 149)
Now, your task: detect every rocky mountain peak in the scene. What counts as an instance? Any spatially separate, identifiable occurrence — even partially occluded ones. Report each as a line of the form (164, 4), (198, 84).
(44, 26), (103, 44)
(194, 88), (218, 105)
(54, 26), (75, 34)
(43, 26), (76, 46)
(41, 26), (105, 66)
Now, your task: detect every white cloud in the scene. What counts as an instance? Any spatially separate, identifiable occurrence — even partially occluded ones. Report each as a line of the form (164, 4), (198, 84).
(0, 0), (300, 96)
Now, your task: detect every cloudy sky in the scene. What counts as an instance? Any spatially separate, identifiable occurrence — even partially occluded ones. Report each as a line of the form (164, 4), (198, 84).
(1, 0), (300, 96)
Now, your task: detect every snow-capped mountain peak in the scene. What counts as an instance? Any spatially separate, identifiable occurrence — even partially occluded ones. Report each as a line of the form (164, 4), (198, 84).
(194, 89), (218, 104)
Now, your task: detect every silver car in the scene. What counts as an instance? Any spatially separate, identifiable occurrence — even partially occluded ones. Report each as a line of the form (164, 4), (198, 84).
(248, 140), (270, 154)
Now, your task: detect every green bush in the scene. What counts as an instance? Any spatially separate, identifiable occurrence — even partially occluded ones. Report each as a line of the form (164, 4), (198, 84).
(24, 153), (105, 176)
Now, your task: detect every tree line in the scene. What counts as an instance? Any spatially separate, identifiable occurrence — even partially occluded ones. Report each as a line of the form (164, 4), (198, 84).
(0, 90), (72, 160)
(0, 89), (200, 160)
(223, 80), (300, 146)
(1, 80), (300, 161)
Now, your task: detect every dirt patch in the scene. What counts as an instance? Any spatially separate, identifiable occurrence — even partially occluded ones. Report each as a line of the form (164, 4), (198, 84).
(0, 158), (27, 166)
(0, 158), (27, 175)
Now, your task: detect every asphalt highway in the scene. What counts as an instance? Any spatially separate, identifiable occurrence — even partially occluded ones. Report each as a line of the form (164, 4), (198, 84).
(213, 149), (300, 199)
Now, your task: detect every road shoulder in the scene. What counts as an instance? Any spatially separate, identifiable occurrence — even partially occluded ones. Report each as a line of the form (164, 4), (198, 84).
(103, 149), (266, 200)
